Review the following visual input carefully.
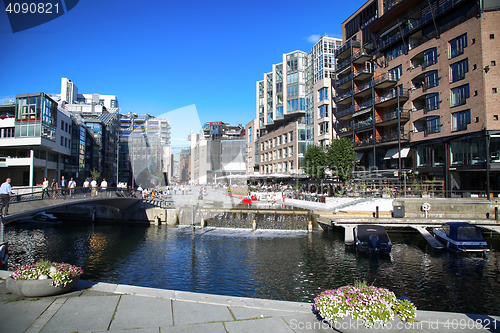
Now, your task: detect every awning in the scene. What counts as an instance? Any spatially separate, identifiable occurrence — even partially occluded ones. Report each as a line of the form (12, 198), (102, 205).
(355, 152), (364, 161)
(384, 147), (410, 160)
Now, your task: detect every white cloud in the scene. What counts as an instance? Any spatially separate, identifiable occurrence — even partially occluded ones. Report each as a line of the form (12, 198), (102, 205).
(307, 34), (321, 43)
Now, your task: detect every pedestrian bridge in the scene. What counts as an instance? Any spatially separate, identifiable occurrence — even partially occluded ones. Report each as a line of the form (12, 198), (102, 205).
(0, 187), (169, 225)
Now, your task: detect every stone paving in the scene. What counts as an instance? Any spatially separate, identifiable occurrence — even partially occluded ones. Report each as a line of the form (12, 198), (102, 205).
(1, 270), (499, 333)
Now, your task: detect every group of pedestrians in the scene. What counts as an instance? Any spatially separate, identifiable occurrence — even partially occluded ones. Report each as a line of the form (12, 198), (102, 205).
(41, 176), (77, 199)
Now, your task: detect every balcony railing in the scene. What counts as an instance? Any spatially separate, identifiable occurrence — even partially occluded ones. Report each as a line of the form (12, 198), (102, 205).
(335, 39), (361, 57)
(336, 73), (353, 87)
(378, 131), (410, 143)
(425, 125), (441, 136)
(337, 58), (352, 72)
(337, 105), (356, 118)
(355, 137), (374, 147)
(375, 88), (409, 105)
(355, 99), (374, 112)
(377, 0), (465, 51)
(336, 90), (353, 102)
(354, 81), (373, 95)
(353, 66), (373, 78)
(376, 111), (410, 124)
(353, 118), (374, 130)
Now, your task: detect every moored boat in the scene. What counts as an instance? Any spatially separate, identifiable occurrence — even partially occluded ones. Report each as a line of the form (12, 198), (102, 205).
(433, 222), (489, 253)
(355, 224), (392, 254)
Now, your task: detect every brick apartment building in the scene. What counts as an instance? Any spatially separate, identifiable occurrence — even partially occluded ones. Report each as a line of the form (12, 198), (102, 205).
(335, 0), (500, 195)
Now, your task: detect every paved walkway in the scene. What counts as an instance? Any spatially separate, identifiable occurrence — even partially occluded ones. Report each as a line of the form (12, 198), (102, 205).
(1, 271), (499, 333)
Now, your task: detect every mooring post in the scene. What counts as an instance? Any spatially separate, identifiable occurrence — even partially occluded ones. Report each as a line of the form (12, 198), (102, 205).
(201, 218), (205, 228)
(252, 219), (256, 231)
(495, 207), (498, 221)
(376, 206), (379, 219)
(308, 221), (313, 233)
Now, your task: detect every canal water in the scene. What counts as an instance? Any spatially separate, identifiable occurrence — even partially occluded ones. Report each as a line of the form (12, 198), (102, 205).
(4, 223), (500, 316)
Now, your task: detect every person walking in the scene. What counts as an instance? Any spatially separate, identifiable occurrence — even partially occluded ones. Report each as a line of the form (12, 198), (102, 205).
(41, 177), (50, 199)
(51, 179), (58, 199)
(83, 178), (90, 196)
(60, 176), (67, 196)
(90, 178), (97, 196)
(0, 178), (14, 216)
(68, 178), (76, 198)
(100, 178), (108, 196)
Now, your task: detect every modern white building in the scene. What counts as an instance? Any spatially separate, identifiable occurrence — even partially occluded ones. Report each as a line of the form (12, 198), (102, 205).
(255, 36), (342, 175)
(60, 78), (119, 114)
(0, 93), (72, 186)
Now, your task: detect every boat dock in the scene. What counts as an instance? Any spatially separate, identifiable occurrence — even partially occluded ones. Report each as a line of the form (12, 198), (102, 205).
(317, 217), (500, 250)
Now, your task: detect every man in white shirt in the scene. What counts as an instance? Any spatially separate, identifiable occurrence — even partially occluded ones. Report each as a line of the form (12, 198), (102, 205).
(90, 178), (97, 196)
(68, 178), (76, 198)
(0, 178), (14, 215)
(100, 178), (108, 196)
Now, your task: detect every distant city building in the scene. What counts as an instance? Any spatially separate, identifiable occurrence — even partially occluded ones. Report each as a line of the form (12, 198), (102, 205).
(245, 119), (259, 174)
(190, 122), (245, 184)
(119, 112), (171, 187)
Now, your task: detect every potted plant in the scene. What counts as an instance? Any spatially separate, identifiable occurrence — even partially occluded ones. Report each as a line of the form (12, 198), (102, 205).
(7, 260), (83, 297)
(313, 281), (416, 328)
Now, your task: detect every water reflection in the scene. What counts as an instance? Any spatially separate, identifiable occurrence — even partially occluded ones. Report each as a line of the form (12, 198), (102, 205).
(4, 224), (500, 315)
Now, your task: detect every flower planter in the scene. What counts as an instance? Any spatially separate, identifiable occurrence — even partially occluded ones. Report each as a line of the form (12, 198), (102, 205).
(6, 276), (80, 297)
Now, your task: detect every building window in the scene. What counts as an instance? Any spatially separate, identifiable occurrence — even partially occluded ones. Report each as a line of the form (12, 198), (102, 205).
(490, 34), (495, 39)
(449, 33), (467, 59)
(289, 131), (294, 141)
(423, 48), (438, 68)
(450, 58), (469, 82)
(492, 61), (497, 66)
(289, 146), (293, 157)
(319, 105), (329, 118)
(389, 65), (403, 80)
(493, 88), (498, 93)
(452, 109), (471, 131)
(424, 70), (439, 90)
(451, 84), (470, 107)
(249, 127), (252, 142)
(425, 93), (440, 112)
(319, 87), (328, 101)
(283, 134), (287, 144)
(61, 120), (64, 130)
(319, 122), (329, 135)
(426, 116), (441, 135)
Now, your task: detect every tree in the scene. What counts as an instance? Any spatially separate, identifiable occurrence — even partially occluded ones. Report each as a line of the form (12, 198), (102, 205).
(303, 144), (327, 180)
(90, 168), (101, 181)
(326, 138), (356, 182)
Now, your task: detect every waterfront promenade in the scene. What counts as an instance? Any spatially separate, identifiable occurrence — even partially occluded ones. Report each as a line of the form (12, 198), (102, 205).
(1, 270), (499, 333)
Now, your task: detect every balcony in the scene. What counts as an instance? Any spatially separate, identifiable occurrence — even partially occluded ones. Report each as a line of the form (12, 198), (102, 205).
(336, 105), (356, 120)
(425, 124), (441, 136)
(355, 99), (374, 113)
(375, 110), (410, 126)
(336, 73), (353, 89)
(353, 118), (374, 131)
(335, 39), (361, 59)
(373, 73), (398, 89)
(377, 0), (466, 52)
(338, 126), (353, 137)
(353, 47), (373, 64)
(353, 66), (373, 81)
(335, 90), (353, 104)
(354, 81), (373, 98)
(377, 131), (410, 144)
(375, 88), (409, 107)
(355, 137), (374, 147)
(336, 57), (352, 72)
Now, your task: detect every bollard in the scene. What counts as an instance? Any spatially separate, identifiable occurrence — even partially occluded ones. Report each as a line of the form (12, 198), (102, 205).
(252, 219), (257, 231)
(495, 207), (498, 221)
(375, 206), (379, 219)
(308, 221), (313, 233)
(156, 216), (161, 225)
(201, 218), (205, 228)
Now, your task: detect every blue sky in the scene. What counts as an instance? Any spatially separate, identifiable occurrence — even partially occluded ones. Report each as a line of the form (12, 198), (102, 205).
(0, 0), (367, 129)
